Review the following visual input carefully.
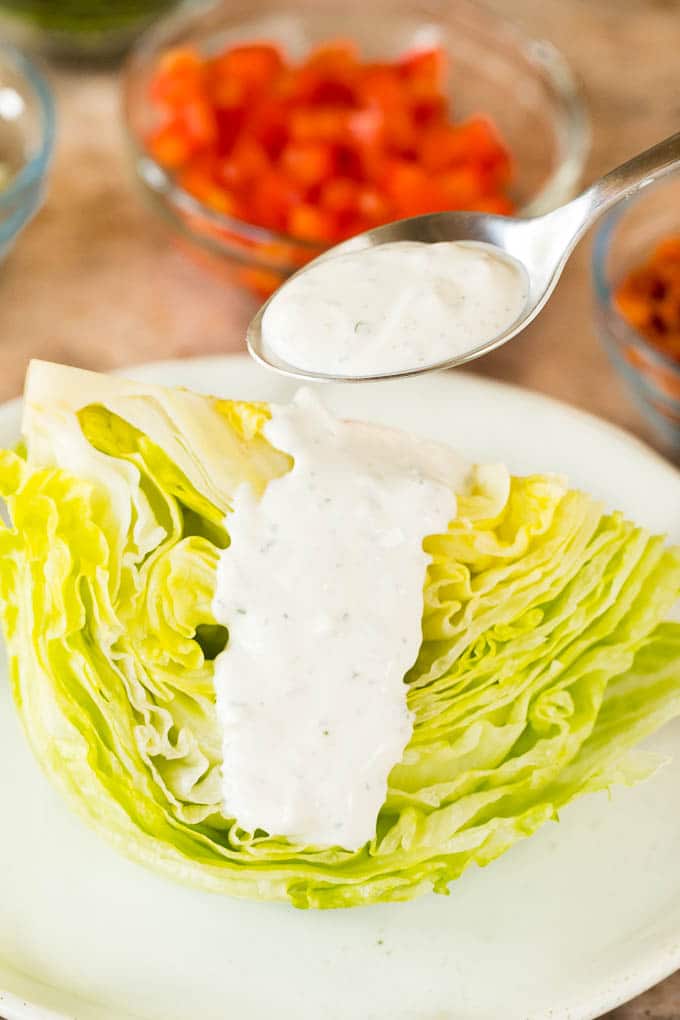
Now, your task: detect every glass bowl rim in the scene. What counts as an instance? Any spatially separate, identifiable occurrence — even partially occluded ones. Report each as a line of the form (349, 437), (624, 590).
(122, 0), (590, 254)
(0, 41), (55, 212)
(592, 182), (680, 380)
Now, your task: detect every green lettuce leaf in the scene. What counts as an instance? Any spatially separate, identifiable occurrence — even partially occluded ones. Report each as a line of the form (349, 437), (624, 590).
(1, 360), (679, 909)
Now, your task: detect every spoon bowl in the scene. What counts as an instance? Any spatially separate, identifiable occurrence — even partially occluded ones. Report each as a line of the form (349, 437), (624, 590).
(247, 132), (680, 382)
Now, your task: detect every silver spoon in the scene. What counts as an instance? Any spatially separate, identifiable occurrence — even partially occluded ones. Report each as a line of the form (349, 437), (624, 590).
(247, 131), (680, 383)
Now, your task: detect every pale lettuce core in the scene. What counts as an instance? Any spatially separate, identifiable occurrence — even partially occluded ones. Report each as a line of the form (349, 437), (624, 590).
(0, 360), (679, 909)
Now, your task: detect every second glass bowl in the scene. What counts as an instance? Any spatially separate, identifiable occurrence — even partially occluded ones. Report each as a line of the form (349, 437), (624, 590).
(593, 173), (680, 458)
(123, 0), (589, 297)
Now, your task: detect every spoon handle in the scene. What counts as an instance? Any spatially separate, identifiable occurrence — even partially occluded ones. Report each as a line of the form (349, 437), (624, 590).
(587, 130), (680, 215)
(562, 131), (680, 245)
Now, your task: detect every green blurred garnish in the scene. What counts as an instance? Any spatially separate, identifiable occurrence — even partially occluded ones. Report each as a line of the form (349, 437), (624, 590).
(0, 0), (178, 33)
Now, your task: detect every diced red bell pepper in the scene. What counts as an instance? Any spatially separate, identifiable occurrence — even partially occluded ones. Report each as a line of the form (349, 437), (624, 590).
(150, 47), (203, 107)
(237, 266), (286, 299)
(399, 47), (447, 91)
(210, 44), (284, 92)
(320, 176), (360, 214)
(289, 106), (352, 144)
(178, 156), (240, 215)
(247, 98), (290, 156)
(287, 204), (338, 242)
(356, 185), (391, 222)
(304, 40), (360, 72)
(421, 116), (511, 173)
(148, 122), (194, 168)
(207, 73), (248, 111)
(179, 98), (218, 147)
(381, 159), (438, 216)
(280, 141), (336, 188)
(250, 170), (304, 232)
(218, 137), (270, 188)
(360, 66), (408, 113)
(437, 166), (486, 209)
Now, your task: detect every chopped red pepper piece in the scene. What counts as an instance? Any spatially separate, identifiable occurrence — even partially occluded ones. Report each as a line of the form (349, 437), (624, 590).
(287, 203), (338, 242)
(280, 141), (336, 187)
(219, 137), (270, 188)
(150, 47), (203, 107)
(210, 44), (284, 92)
(399, 47), (447, 91)
(148, 122), (194, 169)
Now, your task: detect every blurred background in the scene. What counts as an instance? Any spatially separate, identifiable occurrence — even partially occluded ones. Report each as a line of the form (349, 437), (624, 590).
(1, 0), (679, 463)
(0, 1), (679, 1016)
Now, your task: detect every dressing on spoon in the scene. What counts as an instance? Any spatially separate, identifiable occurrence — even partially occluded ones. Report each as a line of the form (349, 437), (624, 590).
(250, 134), (680, 381)
(260, 240), (529, 378)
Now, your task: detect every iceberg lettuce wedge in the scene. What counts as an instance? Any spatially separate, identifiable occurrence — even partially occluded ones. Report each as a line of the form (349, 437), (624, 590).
(0, 360), (679, 909)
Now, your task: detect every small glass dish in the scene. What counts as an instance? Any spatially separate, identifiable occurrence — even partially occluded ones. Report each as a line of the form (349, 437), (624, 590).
(123, 0), (589, 298)
(0, 42), (54, 261)
(592, 172), (680, 458)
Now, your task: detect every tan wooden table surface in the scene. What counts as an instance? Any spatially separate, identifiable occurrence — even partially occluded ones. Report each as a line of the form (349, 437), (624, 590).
(0, 1), (679, 1017)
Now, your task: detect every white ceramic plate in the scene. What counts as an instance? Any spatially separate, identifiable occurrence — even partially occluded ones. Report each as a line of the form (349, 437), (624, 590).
(2, 355), (680, 1020)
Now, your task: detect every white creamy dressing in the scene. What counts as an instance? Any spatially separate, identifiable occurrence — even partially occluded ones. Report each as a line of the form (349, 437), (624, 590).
(212, 391), (466, 850)
(261, 240), (529, 377)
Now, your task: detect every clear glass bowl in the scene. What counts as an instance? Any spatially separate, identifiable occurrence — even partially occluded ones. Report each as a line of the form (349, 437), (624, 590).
(0, 42), (55, 261)
(592, 172), (680, 459)
(123, 0), (589, 298)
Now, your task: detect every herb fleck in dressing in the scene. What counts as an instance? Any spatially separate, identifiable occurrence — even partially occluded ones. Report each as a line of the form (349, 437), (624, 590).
(212, 390), (465, 850)
(261, 240), (529, 377)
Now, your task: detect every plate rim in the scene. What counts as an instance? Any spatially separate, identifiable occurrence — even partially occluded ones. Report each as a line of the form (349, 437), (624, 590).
(0, 353), (678, 487)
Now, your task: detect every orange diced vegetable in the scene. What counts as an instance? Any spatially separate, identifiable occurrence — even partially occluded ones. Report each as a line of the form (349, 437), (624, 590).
(421, 116), (508, 173)
(201, 187), (239, 215)
(237, 266), (286, 299)
(208, 74), (248, 111)
(655, 237), (680, 263)
(180, 98), (217, 147)
(615, 235), (680, 362)
(360, 66), (407, 112)
(304, 39), (360, 73)
(382, 159), (441, 216)
(295, 41), (359, 104)
(320, 177), (360, 214)
(457, 116), (508, 160)
(345, 108), (383, 148)
(219, 137), (270, 188)
(148, 123), (194, 168)
(289, 106), (352, 144)
(356, 185), (391, 222)
(150, 47), (203, 106)
(178, 155), (238, 214)
(247, 98), (290, 154)
(280, 141), (336, 188)
(287, 204), (338, 242)
(437, 166), (486, 209)
(399, 48), (447, 91)
(211, 44), (284, 92)
(250, 170), (303, 231)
